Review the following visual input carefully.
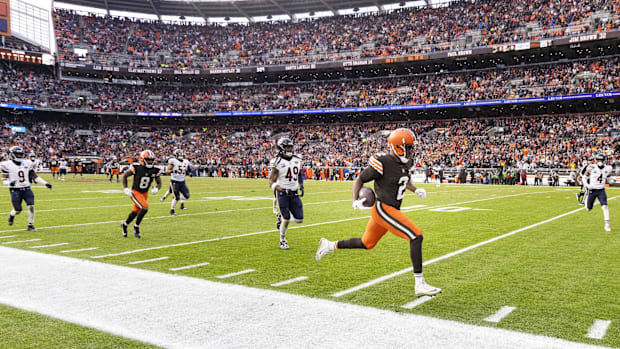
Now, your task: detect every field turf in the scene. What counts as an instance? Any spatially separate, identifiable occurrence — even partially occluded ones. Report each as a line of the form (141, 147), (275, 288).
(0, 175), (618, 348)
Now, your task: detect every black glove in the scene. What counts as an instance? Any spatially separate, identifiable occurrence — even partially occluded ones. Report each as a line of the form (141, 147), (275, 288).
(45, 183), (52, 190)
(299, 185), (304, 197)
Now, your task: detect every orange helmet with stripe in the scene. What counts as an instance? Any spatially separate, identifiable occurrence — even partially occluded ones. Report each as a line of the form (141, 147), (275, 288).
(388, 128), (417, 163)
(139, 150), (155, 168)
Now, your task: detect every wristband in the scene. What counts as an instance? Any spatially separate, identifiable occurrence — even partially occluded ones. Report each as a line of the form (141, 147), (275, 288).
(271, 182), (279, 191)
(34, 177), (48, 185)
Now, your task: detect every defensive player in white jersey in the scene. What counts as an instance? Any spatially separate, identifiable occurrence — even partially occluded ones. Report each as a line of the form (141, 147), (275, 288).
(269, 138), (304, 250)
(582, 153), (614, 231)
(59, 158), (68, 181)
(1, 146), (52, 231)
(163, 149), (192, 216)
(28, 152), (41, 172)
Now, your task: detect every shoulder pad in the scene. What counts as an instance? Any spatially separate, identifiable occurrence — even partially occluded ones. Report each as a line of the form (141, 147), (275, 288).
(368, 155), (383, 175)
(292, 154), (302, 161)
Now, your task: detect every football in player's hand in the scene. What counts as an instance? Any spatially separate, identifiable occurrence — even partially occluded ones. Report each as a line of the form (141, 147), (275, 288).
(358, 186), (376, 207)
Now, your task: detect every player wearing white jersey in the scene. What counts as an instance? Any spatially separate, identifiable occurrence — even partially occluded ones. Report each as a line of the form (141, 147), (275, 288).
(59, 159), (68, 181)
(28, 152), (41, 172)
(1, 146), (52, 231)
(581, 154), (614, 231)
(269, 138), (304, 250)
(163, 149), (192, 216)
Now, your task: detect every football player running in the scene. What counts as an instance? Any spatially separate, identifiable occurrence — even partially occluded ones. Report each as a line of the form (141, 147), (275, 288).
(269, 138), (304, 250)
(109, 156), (120, 182)
(315, 128), (441, 297)
(121, 150), (161, 238)
(162, 149), (192, 216)
(1, 146), (52, 231)
(582, 154), (614, 231)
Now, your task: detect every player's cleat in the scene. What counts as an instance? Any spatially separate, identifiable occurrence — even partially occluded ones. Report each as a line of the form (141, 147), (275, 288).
(27, 225), (37, 232)
(279, 239), (290, 250)
(605, 223), (611, 232)
(160, 195), (166, 202)
(180, 203), (186, 210)
(121, 222), (128, 237)
(133, 225), (141, 238)
(276, 213), (282, 230)
(315, 238), (334, 262)
(415, 280), (442, 297)
(170, 209), (177, 216)
(8, 214), (14, 226)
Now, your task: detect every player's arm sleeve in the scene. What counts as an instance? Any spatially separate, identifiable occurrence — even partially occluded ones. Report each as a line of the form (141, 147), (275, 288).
(359, 166), (378, 183)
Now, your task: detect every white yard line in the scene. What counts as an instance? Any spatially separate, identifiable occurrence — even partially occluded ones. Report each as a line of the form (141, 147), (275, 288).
(29, 242), (69, 249)
(2, 239), (41, 245)
(586, 320), (612, 340)
(169, 262), (210, 271)
(0, 235), (17, 239)
(91, 191), (550, 259)
(402, 296), (434, 309)
(60, 247), (99, 254)
(331, 205), (588, 298)
(271, 276), (308, 287)
(0, 247), (607, 349)
(484, 306), (517, 323)
(0, 199), (351, 235)
(215, 269), (256, 279)
(128, 257), (169, 265)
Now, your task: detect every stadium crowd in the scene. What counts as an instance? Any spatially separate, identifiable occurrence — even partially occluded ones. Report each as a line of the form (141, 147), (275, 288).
(1, 113), (617, 180)
(1, 57), (618, 113)
(54, 0), (620, 67)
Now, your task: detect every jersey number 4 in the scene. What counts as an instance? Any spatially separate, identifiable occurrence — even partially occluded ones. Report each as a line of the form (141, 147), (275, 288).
(285, 167), (299, 182)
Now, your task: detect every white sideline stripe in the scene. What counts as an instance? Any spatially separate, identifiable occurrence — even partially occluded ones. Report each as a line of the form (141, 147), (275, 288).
(91, 191), (550, 259)
(484, 306), (517, 323)
(3, 239), (41, 245)
(0, 235), (17, 239)
(587, 320), (612, 339)
(60, 247), (99, 253)
(402, 296), (434, 309)
(169, 262), (210, 271)
(0, 199), (351, 234)
(331, 205), (591, 298)
(29, 243), (69, 249)
(271, 276), (308, 287)
(215, 269), (255, 279)
(0, 247), (607, 349)
(128, 257), (169, 265)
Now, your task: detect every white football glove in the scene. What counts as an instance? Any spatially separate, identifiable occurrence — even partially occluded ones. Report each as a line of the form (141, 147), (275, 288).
(352, 197), (370, 210)
(415, 188), (426, 199)
(123, 187), (132, 197)
(151, 187), (159, 195)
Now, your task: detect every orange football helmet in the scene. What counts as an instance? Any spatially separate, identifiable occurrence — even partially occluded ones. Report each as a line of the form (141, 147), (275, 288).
(388, 128), (417, 163)
(139, 150), (155, 168)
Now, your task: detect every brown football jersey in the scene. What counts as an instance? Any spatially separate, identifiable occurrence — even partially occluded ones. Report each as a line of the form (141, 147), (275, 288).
(367, 153), (412, 209)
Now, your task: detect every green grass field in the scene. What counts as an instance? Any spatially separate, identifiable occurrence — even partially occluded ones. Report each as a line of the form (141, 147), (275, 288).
(1, 175), (618, 348)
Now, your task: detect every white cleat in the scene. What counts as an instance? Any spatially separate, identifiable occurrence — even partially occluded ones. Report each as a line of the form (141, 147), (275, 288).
(315, 238), (334, 262)
(415, 281), (442, 297)
(279, 239), (290, 250)
(605, 224), (611, 232)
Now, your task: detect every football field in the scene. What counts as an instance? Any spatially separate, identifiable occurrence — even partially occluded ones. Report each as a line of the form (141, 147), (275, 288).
(0, 175), (618, 348)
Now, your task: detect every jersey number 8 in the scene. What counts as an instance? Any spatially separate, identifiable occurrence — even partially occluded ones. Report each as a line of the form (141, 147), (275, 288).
(139, 176), (150, 189)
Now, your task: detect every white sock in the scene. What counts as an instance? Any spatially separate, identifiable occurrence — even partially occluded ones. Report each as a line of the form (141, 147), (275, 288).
(602, 205), (610, 222)
(27, 205), (34, 225)
(10, 210), (17, 216)
(414, 273), (425, 285)
(280, 220), (289, 240)
(171, 199), (178, 210)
